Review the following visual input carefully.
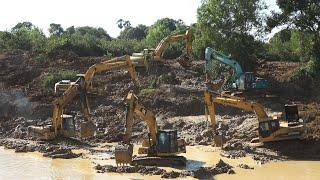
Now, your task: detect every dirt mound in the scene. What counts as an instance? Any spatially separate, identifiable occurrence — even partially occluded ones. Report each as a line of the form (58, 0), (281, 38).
(95, 159), (234, 179)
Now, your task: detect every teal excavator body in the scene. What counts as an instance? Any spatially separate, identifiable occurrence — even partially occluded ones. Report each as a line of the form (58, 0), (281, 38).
(205, 47), (267, 91)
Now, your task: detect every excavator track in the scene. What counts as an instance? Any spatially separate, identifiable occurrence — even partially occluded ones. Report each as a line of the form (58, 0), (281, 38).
(132, 156), (186, 167)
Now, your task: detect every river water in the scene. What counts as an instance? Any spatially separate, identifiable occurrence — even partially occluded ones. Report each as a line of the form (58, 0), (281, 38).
(0, 146), (319, 180)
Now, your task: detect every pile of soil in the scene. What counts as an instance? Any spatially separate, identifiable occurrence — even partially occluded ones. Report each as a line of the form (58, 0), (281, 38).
(95, 159), (234, 179)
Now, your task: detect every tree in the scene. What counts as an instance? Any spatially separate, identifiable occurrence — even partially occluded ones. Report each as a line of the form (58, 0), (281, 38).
(196, 0), (266, 70)
(146, 18), (187, 46)
(117, 19), (131, 30)
(267, 0), (320, 66)
(146, 18), (188, 58)
(49, 23), (64, 36)
(12, 22), (34, 31)
(8, 22), (46, 51)
(118, 24), (148, 40)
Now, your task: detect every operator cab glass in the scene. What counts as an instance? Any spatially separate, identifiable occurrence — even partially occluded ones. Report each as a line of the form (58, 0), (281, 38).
(259, 120), (280, 138)
(62, 114), (75, 132)
(157, 130), (178, 153)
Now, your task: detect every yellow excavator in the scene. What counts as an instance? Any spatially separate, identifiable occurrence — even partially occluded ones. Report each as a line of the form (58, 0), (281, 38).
(131, 29), (193, 68)
(203, 90), (305, 143)
(28, 55), (137, 140)
(54, 55), (137, 94)
(115, 91), (186, 166)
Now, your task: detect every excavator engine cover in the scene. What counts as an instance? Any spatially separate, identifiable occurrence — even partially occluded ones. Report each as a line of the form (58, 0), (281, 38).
(79, 121), (96, 138)
(115, 144), (133, 166)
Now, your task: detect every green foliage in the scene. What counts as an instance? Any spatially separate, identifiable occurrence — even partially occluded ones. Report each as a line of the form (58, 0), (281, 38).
(291, 60), (320, 81)
(267, 29), (313, 61)
(117, 19), (131, 30)
(41, 69), (78, 90)
(0, 22), (47, 51)
(32, 54), (47, 62)
(146, 18), (189, 59)
(267, 0), (320, 65)
(118, 24), (148, 40)
(49, 23), (64, 36)
(101, 39), (147, 56)
(196, 0), (266, 70)
(139, 88), (156, 96)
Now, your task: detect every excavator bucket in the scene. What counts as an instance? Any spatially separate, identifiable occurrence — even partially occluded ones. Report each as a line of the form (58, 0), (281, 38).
(115, 144), (133, 166)
(79, 121), (96, 138)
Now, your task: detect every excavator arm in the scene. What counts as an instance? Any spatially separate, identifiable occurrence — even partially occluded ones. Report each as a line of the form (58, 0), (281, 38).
(123, 91), (157, 145)
(154, 29), (192, 59)
(83, 55), (137, 90)
(205, 47), (243, 78)
(55, 55), (137, 93)
(204, 90), (268, 126)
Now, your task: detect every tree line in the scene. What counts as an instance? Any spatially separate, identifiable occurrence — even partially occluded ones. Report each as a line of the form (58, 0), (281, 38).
(0, 0), (319, 80)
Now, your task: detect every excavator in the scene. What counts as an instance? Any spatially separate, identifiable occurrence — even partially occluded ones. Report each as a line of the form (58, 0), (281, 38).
(115, 91), (186, 166)
(54, 55), (137, 94)
(203, 90), (305, 144)
(28, 55), (137, 140)
(205, 47), (267, 91)
(131, 29), (193, 68)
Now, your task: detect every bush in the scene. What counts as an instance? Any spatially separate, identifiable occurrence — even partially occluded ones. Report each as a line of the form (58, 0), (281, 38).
(290, 60), (320, 89)
(41, 69), (79, 90)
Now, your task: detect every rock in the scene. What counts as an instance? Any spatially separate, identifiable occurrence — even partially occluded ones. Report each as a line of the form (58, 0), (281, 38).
(238, 163), (254, 169)
(227, 169), (236, 174)
(161, 171), (182, 178)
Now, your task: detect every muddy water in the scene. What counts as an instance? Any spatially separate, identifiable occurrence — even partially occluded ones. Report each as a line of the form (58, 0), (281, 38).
(1, 146), (320, 179)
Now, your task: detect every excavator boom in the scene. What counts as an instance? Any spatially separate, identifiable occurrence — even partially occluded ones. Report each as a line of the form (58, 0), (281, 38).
(55, 55), (137, 94)
(130, 29), (193, 68)
(205, 47), (267, 91)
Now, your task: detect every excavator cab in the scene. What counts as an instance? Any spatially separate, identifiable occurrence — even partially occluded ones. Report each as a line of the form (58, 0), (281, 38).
(258, 119), (280, 138)
(157, 130), (179, 153)
(284, 104), (300, 126)
(61, 114), (76, 136)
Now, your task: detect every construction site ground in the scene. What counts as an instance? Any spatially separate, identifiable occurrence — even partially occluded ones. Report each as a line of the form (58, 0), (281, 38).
(0, 50), (319, 178)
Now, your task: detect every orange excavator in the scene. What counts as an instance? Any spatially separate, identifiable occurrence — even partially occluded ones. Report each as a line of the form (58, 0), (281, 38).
(28, 55), (137, 140)
(203, 90), (305, 143)
(131, 29), (193, 68)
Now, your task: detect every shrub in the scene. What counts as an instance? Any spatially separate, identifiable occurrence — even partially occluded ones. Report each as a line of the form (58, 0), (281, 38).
(41, 69), (79, 91)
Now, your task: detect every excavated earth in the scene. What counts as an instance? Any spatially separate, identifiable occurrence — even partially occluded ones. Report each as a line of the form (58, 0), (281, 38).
(0, 50), (320, 177)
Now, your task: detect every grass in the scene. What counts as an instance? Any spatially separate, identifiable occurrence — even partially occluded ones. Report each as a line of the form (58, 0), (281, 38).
(139, 88), (156, 96)
(41, 69), (78, 91)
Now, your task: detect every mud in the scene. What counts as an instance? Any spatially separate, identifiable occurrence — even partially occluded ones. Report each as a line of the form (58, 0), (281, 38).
(0, 138), (89, 159)
(95, 159), (234, 179)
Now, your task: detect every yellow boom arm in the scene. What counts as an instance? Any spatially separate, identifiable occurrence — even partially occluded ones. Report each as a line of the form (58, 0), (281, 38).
(204, 91), (268, 125)
(154, 29), (192, 60)
(123, 91), (157, 146)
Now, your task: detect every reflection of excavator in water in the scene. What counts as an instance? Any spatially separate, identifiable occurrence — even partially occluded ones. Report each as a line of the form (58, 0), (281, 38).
(115, 91), (186, 166)
(28, 55), (137, 140)
(131, 29), (193, 68)
(205, 47), (267, 92)
(203, 90), (305, 144)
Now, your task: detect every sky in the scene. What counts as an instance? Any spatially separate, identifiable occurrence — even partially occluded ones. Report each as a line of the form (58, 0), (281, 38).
(0, 0), (280, 38)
